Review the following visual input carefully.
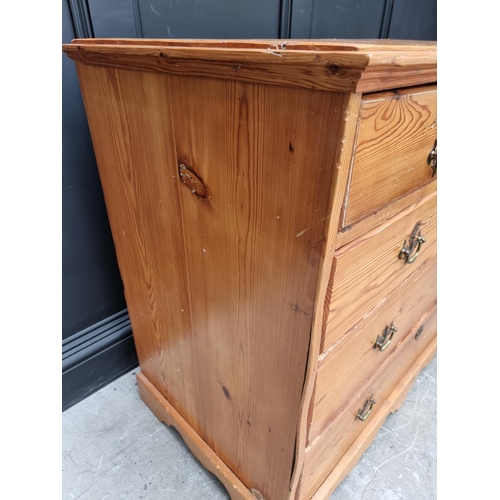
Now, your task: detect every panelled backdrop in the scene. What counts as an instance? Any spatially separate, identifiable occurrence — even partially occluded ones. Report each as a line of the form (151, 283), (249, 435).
(62, 0), (437, 410)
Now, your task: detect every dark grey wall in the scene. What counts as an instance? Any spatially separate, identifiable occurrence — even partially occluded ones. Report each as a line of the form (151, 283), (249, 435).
(86, 0), (283, 39)
(388, 0), (437, 40)
(139, 0), (281, 38)
(290, 0), (437, 40)
(88, 0), (138, 38)
(62, 0), (436, 411)
(63, 0), (138, 411)
(291, 0), (388, 39)
(63, 0), (127, 340)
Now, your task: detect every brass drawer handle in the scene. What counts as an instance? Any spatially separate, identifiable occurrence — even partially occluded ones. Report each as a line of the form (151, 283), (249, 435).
(427, 139), (437, 177)
(357, 396), (376, 422)
(399, 223), (426, 264)
(374, 322), (398, 351)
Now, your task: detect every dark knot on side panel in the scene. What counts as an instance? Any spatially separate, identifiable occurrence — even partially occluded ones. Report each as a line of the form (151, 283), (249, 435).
(178, 163), (210, 202)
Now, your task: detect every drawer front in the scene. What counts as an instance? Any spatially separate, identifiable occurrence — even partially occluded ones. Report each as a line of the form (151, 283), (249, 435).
(310, 257), (436, 440)
(323, 192), (436, 353)
(299, 306), (437, 500)
(342, 85), (437, 228)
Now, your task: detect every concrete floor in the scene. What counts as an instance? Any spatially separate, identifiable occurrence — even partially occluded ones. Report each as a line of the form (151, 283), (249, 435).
(62, 356), (436, 500)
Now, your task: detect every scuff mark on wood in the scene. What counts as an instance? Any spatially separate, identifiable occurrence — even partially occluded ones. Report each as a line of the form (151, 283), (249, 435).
(222, 386), (231, 400)
(250, 488), (265, 500)
(266, 49), (282, 57)
(312, 235), (325, 249)
(287, 302), (310, 317)
(296, 215), (331, 237)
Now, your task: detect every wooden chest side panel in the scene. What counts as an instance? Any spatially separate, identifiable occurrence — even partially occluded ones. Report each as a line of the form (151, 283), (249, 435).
(75, 62), (348, 500)
(74, 64), (195, 406)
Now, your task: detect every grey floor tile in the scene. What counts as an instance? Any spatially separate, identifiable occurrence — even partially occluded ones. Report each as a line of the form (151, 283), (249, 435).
(63, 357), (436, 500)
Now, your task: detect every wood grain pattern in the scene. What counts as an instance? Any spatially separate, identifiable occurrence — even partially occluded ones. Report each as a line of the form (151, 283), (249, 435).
(356, 61), (436, 93)
(167, 75), (348, 500)
(75, 60), (349, 500)
(311, 335), (437, 500)
(310, 257), (436, 441)
(322, 193), (437, 354)
(337, 180), (436, 248)
(289, 92), (362, 500)
(67, 38), (438, 51)
(342, 85), (437, 227)
(62, 39), (436, 93)
(137, 372), (254, 500)
(64, 39), (438, 500)
(63, 43), (368, 93)
(298, 306), (437, 500)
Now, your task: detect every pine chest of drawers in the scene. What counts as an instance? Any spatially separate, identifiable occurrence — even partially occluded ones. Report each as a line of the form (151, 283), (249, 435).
(63, 38), (437, 500)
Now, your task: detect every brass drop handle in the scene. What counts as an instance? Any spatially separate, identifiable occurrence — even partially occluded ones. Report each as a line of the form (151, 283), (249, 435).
(399, 223), (426, 265)
(374, 322), (398, 351)
(356, 396), (376, 422)
(427, 139), (437, 177)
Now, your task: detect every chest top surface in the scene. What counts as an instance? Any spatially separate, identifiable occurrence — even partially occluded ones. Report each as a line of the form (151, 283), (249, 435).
(62, 38), (437, 93)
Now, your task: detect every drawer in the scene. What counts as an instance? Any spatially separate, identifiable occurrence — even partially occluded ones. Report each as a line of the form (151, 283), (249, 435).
(322, 192), (436, 353)
(342, 85), (437, 228)
(309, 257), (436, 440)
(337, 181), (437, 249)
(299, 306), (437, 500)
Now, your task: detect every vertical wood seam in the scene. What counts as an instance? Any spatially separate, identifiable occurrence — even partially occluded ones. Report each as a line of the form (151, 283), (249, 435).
(166, 74), (205, 436)
(339, 99), (364, 231)
(277, 88), (301, 415)
(288, 92), (362, 499)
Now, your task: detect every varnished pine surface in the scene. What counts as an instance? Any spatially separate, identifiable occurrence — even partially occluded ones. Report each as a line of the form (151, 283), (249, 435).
(75, 61), (349, 500)
(66, 38), (437, 51)
(63, 39), (436, 93)
(343, 85), (437, 227)
(337, 181), (437, 248)
(289, 92), (363, 499)
(299, 306), (437, 500)
(310, 257), (436, 441)
(310, 336), (437, 500)
(137, 372), (253, 500)
(323, 193), (437, 354)
(64, 38), (438, 500)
